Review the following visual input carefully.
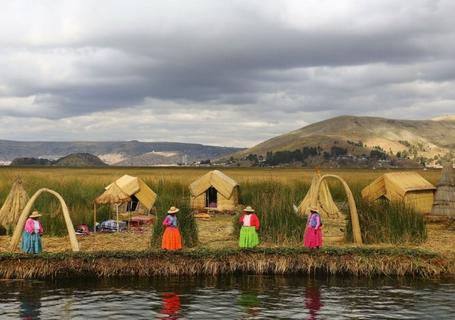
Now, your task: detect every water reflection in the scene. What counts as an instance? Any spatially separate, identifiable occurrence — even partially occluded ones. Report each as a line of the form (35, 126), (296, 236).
(304, 285), (322, 320)
(159, 292), (181, 319)
(18, 282), (41, 320)
(0, 276), (454, 319)
(239, 292), (260, 318)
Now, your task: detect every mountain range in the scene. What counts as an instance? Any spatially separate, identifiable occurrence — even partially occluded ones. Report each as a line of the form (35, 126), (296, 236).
(2, 115), (454, 167)
(0, 141), (243, 166)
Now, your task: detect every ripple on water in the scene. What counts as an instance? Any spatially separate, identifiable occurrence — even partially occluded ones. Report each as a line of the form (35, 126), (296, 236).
(0, 276), (454, 319)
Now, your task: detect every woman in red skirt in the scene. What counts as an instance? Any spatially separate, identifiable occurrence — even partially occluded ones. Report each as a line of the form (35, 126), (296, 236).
(304, 207), (323, 249)
(161, 206), (183, 250)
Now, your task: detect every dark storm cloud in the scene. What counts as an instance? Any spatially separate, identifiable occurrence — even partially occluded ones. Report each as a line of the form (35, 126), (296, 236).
(0, 0), (454, 144)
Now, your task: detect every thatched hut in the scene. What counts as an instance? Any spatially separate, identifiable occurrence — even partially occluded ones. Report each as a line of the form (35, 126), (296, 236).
(190, 170), (239, 211)
(297, 171), (341, 218)
(361, 172), (435, 213)
(104, 175), (157, 214)
(431, 162), (455, 218)
(0, 179), (29, 233)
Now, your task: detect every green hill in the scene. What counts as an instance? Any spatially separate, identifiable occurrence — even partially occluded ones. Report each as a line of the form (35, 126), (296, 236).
(54, 153), (107, 167)
(233, 115), (455, 166)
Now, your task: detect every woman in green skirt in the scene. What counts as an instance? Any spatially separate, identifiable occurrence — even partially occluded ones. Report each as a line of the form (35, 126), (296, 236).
(239, 206), (260, 248)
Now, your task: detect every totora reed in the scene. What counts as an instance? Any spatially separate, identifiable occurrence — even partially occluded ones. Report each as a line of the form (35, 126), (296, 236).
(0, 247), (453, 280)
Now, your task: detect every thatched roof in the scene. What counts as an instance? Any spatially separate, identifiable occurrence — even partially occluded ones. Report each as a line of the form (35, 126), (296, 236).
(431, 162), (455, 217)
(362, 172), (435, 201)
(437, 162), (455, 186)
(95, 182), (131, 205)
(104, 175), (157, 210)
(297, 172), (341, 218)
(0, 179), (29, 226)
(189, 170), (238, 198)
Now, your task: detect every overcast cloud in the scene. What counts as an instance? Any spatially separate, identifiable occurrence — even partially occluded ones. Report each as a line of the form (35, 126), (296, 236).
(0, 0), (454, 147)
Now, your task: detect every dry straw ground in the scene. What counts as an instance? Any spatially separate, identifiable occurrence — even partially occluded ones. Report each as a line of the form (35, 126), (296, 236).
(0, 215), (453, 259)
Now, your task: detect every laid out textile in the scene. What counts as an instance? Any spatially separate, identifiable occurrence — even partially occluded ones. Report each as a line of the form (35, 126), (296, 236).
(75, 224), (90, 235)
(304, 213), (323, 248)
(99, 219), (127, 232)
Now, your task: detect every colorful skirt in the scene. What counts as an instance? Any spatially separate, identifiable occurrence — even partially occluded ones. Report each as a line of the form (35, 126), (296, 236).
(239, 226), (259, 248)
(21, 231), (42, 254)
(161, 227), (183, 250)
(304, 227), (323, 248)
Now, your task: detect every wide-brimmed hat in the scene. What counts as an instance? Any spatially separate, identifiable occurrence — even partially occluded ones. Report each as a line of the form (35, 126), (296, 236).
(168, 206), (180, 214)
(29, 210), (42, 218)
(243, 206), (255, 213)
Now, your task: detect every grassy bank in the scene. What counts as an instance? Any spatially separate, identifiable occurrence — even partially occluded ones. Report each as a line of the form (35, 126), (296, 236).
(0, 247), (452, 279)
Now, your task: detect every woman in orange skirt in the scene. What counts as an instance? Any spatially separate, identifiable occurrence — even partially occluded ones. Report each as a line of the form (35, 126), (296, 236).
(161, 206), (183, 250)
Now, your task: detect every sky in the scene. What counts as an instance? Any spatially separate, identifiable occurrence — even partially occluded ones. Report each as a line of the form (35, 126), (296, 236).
(0, 0), (454, 147)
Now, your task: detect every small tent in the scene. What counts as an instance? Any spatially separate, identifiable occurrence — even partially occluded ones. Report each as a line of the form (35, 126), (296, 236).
(190, 170), (239, 211)
(297, 171), (341, 218)
(0, 179), (30, 233)
(361, 172), (435, 213)
(431, 162), (455, 218)
(105, 175), (157, 214)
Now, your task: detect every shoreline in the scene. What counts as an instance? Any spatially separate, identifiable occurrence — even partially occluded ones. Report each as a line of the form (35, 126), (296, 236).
(0, 247), (453, 279)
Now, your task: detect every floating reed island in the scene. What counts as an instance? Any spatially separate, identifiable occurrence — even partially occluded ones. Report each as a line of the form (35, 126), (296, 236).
(0, 167), (453, 280)
(0, 247), (453, 279)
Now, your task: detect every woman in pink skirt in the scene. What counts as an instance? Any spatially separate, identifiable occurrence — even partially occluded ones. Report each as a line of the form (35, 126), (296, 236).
(304, 207), (323, 249)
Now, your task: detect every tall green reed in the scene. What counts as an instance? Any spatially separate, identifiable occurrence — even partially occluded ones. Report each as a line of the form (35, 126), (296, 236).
(150, 180), (198, 248)
(0, 176), (108, 235)
(345, 196), (427, 244)
(233, 181), (309, 243)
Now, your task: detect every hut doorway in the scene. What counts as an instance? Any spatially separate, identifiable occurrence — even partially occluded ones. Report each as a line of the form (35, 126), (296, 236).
(206, 187), (218, 208)
(127, 195), (140, 212)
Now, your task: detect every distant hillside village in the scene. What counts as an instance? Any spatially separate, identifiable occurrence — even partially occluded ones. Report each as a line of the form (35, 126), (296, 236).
(5, 141), (454, 169)
(218, 141), (454, 169)
(219, 115), (455, 169)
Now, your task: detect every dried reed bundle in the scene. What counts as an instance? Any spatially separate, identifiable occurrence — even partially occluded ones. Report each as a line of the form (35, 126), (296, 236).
(431, 162), (455, 217)
(0, 179), (29, 232)
(0, 247), (451, 279)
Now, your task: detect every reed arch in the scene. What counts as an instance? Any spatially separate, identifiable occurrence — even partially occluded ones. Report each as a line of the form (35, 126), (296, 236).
(310, 174), (363, 245)
(10, 188), (80, 252)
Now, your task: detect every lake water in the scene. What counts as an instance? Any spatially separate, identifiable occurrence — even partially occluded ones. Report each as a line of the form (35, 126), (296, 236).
(0, 276), (454, 319)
